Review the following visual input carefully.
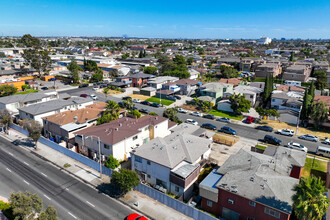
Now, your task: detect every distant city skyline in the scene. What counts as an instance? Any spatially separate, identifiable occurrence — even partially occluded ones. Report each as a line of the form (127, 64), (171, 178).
(1, 0), (329, 39)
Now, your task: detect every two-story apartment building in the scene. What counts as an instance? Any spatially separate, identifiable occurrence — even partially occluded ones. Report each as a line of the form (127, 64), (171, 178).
(132, 131), (212, 200)
(74, 115), (176, 161)
(223, 85), (263, 106)
(130, 72), (154, 87)
(255, 63), (282, 78)
(200, 148), (306, 220)
(282, 64), (312, 82)
(147, 76), (179, 89)
(199, 83), (233, 103)
(271, 91), (303, 112)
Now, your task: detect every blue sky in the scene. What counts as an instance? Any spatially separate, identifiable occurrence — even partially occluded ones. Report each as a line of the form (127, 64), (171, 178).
(0, 0), (329, 38)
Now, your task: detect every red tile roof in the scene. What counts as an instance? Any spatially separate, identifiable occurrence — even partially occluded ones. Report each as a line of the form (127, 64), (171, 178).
(219, 78), (242, 87)
(314, 95), (330, 106)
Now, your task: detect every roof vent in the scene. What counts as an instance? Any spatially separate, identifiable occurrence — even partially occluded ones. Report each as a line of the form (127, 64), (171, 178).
(74, 116), (78, 120)
(155, 117), (158, 120)
(160, 146), (164, 150)
(260, 184), (264, 189)
(263, 178), (267, 182)
(115, 128), (118, 131)
(119, 123), (122, 127)
(231, 189), (238, 193)
(250, 177), (254, 182)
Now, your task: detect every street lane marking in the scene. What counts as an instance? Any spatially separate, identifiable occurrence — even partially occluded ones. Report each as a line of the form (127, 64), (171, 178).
(44, 194), (51, 200)
(86, 201), (95, 207)
(23, 180), (30, 185)
(23, 162), (29, 166)
(6, 168), (12, 173)
(41, 172), (47, 177)
(8, 152), (13, 156)
(68, 212), (77, 219)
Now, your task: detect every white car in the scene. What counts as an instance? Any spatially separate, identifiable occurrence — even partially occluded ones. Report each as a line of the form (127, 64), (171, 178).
(177, 108), (188, 113)
(133, 99), (141, 103)
(185, 119), (198, 126)
(287, 142), (308, 152)
(93, 86), (99, 91)
(276, 129), (294, 136)
(190, 111), (203, 117)
(322, 138), (330, 145)
(90, 94), (98, 100)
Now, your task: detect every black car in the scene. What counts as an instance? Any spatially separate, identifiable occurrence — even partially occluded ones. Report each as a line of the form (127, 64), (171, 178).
(78, 83), (89, 88)
(118, 102), (125, 108)
(255, 126), (273, 132)
(122, 96), (132, 100)
(219, 126), (236, 135)
(150, 103), (160, 108)
(264, 135), (282, 146)
(132, 107), (138, 110)
(40, 87), (48, 90)
(99, 84), (107, 88)
(201, 123), (217, 131)
(139, 109), (150, 114)
(203, 114), (215, 120)
(174, 95), (181, 100)
(141, 101), (150, 106)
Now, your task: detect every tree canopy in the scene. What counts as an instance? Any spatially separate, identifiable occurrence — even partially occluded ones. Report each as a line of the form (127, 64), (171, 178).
(229, 94), (251, 114)
(310, 101), (329, 129)
(314, 70), (327, 91)
(104, 155), (120, 169)
(22, 120), (42, 148)
(220, 65), (238, 79)
(67, 58), (82, 84)
(0, 85), (17, 97)
(111, 169), (140, 193)
(163, 108), (182, 124)
(96, 101), (120, 125)
(144, 66), (158, 75)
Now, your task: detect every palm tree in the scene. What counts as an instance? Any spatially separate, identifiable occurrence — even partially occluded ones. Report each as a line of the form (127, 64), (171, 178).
(292, 176), (329, 220)
(97, 101), (120, 125)
(106, 100), (120, 115)
(0, 109), (12, 134)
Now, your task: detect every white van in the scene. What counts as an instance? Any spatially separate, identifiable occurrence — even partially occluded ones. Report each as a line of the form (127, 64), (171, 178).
(316, 146), (330, 158)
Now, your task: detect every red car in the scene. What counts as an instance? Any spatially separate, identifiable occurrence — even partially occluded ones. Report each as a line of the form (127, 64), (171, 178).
(80, 94), (88, 98)
(126, 213), (148, 220)
(245, 116), (255, 124)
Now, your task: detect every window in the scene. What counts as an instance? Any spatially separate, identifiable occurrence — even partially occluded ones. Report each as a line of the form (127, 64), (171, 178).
(249, 201), (256, 207)
(247, 217), (255, 220)
(207, 200), (213, 207)
(104, 144), (110, 149)
(250, 95), (253, 98)
(175, 186), (179, 192)
(272, 99), (275, 102)
(133, 135), (138, 140)
(264, 207), (280, 219)
(147, 174), (151, 178)
(135, 156), (142, 163)
(228, 199), (234, 204)
(147, 161), (151, 165)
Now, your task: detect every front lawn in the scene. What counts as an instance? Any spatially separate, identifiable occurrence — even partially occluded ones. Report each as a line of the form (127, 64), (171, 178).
(301, 157), (328, 178)
(15, 89), (39, 95)
(208, 109), (244, 120)
(146, 97), (175, 106)
(255, 145), (267, 150)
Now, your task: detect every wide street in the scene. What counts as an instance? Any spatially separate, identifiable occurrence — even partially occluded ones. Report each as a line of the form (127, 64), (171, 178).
(0, 136), (135, 220)
(61, 86), (325, 153)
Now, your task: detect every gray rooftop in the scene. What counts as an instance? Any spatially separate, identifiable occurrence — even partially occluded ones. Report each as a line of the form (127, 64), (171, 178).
(200, 82), (232, 93)
(0, 90), (58, 104)
(171, 161), (200, 178)
(133, 131), (212, 169)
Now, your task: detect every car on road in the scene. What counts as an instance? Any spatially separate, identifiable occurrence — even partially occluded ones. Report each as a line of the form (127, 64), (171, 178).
(90, 94), (97, 100)
(174, 95), (181, 100)
(216, 117), (231, 123)
(316, 146), (330, 158)
(141, 101), (150, 106)
(255, 125), (273, 132)
(299, 134), (319, 142)
(263, 135), (282, 146)
(122, 96), (132, 100)
(219, 126), (236, 135)
(133, 99), (141, 103)
(177, 108), (188, 113)
(276, 129), (294, 136)
(201, 123), (217, 131)
(99, 84), (107, 88)
(286, 142), (308, 152)
(190, 111), (203, 117)
(150, 103), (160, 108)
(78, 83), (89, 88)
(203, 114), (215, 120)
(80, 94), (88, 98)
(185, 119), (198, 125)
(40, 87), (48, 90)
(139, 109), (150, 114)
(126, 213), (148, 220)
(322, 138), (330, 145)
(93, 86), (99, 91)
(244, 116), (255, 124)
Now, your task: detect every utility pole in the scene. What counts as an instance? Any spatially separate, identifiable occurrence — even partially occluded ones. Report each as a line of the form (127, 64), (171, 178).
(296, 106), (302, 135)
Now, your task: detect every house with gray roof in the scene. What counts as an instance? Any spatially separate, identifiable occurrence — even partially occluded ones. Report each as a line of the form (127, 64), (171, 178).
(200, 148), (306, 220)
(271, 90), (303, 112)
(199, 82), (233, 103)
(132, 131), (212, 200)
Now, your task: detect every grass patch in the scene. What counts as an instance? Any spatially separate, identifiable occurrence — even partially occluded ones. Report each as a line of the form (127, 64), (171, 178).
(255, 145), (267, 150)
(198, 166), (213, 183)
(146, 97), (175, 106)
(64, 163), (71, 168)
(301, 157), (327, 178)
(208, 109), (243, 120)
(15, 89), (39, 95)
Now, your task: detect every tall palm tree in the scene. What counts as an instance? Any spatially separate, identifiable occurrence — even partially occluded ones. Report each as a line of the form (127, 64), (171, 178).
(292, 176), (329, 220)
(97, 100), (120, 125)
(106, 100), (120, 115)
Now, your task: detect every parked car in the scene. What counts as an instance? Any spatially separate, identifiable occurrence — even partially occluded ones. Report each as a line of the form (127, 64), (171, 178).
(299, 134), (319, 142)
(133, 99), (141, 103)
(93, 86), (99, 91)
(263, 135), (282, 146)
(80, 94), (88, 98)
(216, 117), (231, 123)
(322, 138), (330, 145)
(201, 123), (217, 131)
(48, 78), (56, 81)
(174, 95), (181, 100)
(185, 119), (198, 125)
(90, 94), (97, 100)
(177, 108), (188, 113)
(190, 111), (203, 117)
(219, 126), (236, 135)
(141, 101), (150, 106)
(150, 103), (160, 108)
(244, 116), (255, 124)
(99, 84), (107, 88)
(316, 146), (330, 158)
(122, 96), (132, 100)
(255, 125), (273, 132)
(126, 213), (148, 220)
(286, 142), (308, 152)
(276, 129), (294, 137)
(167, 95), (176, 100)
(139, 109), (150, 114)
(78, 83), (89, 88)
(40, 87), (48, 90)
(203, 114), (215, 120)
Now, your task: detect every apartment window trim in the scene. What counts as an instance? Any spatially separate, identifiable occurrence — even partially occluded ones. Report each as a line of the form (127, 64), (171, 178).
(135, 156), (142, 163)
(249, 201), (256, 207)
(207, 200), (212, 207)
(133, 135), (138, 140)
(104, 144), (110, 149)
(264, 207), (280, 219)
(147, 160), (151, 165)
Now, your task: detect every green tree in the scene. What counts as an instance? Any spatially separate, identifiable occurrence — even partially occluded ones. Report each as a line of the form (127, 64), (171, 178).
(256, 107), (280, 118)
(21, 34), (52, 77)
(220, 65), (238, 79)
(301, 87), (312, 120)
(90, 70), (103, 83)
(173, 55), (186, 65)
(9, 191), (43, 219)
(96, 101), (120, 125)
(111, 168), (139, 193)
(38, 206), (58, 220)
(187, 57), (194, 65)
(144, 66), (158, 75)
(310, 101), (329, 129)
(262, 75), (274, 107)
(148, 112), (158, 116)
(128, 109), (141, 119)
(22, 120), (42, 148)
(122, 53), (129, 59)
(67, 58), (82, 84)
(103, 87), (109, 99)
(163, 108), (182, 124)
(309, 81), (315, 99)
(84, 60), (98, 72)
(0, 85), (17, 97)
(314, 71), (327, 91)
(0, 109), (12, 134)
(292, 176), (329, 220)
(104, 155), (120, 169)
(229, 94), (251, 114)
(122, 99), (134, 110)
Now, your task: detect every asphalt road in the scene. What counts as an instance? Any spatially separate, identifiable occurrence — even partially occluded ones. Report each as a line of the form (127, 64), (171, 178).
(0, 137), (135, 220)
(61, 86), (327, 154)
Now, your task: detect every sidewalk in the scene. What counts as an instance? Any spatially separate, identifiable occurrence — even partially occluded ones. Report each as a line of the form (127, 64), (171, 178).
(1, 129), (192, 220)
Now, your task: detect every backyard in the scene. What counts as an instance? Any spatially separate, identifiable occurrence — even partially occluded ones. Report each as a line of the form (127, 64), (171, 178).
(301, 156), (328, 178)
(146, 97), (175, 106)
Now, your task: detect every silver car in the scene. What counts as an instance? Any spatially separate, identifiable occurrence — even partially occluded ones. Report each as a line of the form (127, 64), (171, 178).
(299, 134), (319, 142)
(287, 142), (308, 152)
(216, 117), (231, 123)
